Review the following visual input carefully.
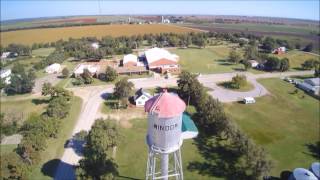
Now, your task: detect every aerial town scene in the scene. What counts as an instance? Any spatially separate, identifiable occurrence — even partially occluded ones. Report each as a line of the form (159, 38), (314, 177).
(0, 1), (319, 180)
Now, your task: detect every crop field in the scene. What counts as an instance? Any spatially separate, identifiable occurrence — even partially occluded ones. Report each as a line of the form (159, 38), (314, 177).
(0, 24), (199, 46)
(224, 78), (319, 176)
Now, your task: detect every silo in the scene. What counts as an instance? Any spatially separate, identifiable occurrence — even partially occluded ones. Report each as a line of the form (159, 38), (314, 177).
(145, 89), (186, 180)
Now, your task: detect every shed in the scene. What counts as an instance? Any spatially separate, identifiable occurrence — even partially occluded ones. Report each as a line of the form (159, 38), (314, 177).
(134, 88), (152, 107)
(248, 60), (259, 68)
(45, 63), (61, 74)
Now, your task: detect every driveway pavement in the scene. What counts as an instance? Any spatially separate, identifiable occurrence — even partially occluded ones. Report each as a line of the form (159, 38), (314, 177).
(54, 70), (314, 179)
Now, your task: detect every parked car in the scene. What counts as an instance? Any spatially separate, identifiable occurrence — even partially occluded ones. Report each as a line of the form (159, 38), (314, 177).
(243, 97), (256, 104)
(284, 77), (294, 83)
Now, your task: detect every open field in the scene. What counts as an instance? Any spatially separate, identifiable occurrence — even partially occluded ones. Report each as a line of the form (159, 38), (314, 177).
(32, 47), (55, 57)
(182, 23), (320, 54)
(0, 144), (18, 155)
(27, 96), (82, 179)
(271, 50), (320, 70)
(0, 24), (199, 46)
(224, 78), (319, 176)
(116, 118), (214, 180)
(0, 98), (48, 124)
(170, 46), (245, 74)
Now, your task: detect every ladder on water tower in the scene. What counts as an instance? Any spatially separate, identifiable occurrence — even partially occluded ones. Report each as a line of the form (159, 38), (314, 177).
(146, 146), (183, 180)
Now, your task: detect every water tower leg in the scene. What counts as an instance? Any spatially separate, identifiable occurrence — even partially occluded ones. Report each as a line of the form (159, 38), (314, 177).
(161, 154), (169, 180)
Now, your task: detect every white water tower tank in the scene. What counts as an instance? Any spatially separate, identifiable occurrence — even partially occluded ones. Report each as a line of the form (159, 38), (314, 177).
(145, 90), (186, 153)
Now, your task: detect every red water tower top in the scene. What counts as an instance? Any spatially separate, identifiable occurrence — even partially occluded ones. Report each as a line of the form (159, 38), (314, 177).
(145, 90), (186, 118)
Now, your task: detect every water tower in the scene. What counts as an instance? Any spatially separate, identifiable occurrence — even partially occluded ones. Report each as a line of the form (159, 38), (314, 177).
(144, 89), (198, 180)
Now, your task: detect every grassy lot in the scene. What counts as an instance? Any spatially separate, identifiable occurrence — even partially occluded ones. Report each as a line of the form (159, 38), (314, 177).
(224, 78), (319, 176)
(170, 46), (245, 74)
(271, 50), (320, 70)
(27, 96), (82, 179)
(32, 48), (55, 57)
(116, 118), (214, 180)
(218, 81), (254, 92)
(0, 24), (199, 46)
(0, 144), (18, 155)
(0, 98), (48, 124)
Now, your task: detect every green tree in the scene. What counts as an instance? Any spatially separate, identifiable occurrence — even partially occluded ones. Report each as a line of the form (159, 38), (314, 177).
(230, 74), (247, 89)
(303, 43), (313, 52)
(279, 58), (290, 72)
(228, 49), (242, 64)
(243, 60), (252, 71)
(0, 152), (29, 179)
(81, 69), (94, 84)
(244, 45), (258, 60)
(301, 59), (319, 70)
(5, 66), (35, 95)
(76, 120), (119, 179)
(105, 66), (118, 82)
(62, 67), (69, 78)
(113, 78), (134, 107)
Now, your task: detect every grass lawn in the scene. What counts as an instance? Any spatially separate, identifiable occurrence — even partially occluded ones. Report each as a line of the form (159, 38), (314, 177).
(271, 50), (320, 70)
(224, 78), (319, 176)
(0, 98), (48, 124)
(0, 144), (18, 155)
(170, 46), (245, 74)
(27, 96), (82, 179)
(218, 81), (254, 92)
(32, 48), (55, 57)
(116, 118), (214, 180)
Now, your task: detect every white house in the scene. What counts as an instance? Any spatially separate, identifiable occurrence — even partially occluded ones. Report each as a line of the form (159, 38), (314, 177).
(297, 78), (320, 95)
(1, 52), (11, 59)
(134, 88), (152, 107)
(0, 69), (11, 84)
(91, 42), (100, 49)
(248, 60), (259, 68)
(73, 64), (99, 77)
(273, 47), (286, 54)
(144, 47), (180, 73)
(45, 63), (61, 74)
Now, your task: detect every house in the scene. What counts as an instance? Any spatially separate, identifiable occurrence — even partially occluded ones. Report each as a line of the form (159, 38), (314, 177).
(243, 97), (256, 104)
(0, 69), (11, 84)
(297, 78), (320, 95)
(91, 42), (99, 49)
(1, 52), (11, 59)
(273, 47), (286, 54)
(122, 54), (144, 67)
(45, 63), (61, 74)
(134, 88), (152, 107)
(73, 64), (99, 77)
(248, 60), (259, 68)
(144, 47), (180, 74)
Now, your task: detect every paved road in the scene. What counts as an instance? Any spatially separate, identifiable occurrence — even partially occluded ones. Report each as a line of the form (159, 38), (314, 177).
(53, 70), (314, 179)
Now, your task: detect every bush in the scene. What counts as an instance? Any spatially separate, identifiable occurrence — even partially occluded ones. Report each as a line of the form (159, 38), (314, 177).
(72, 77), (84, 86)
(62, 67), (69, 78)
(231, 74), (247, 89)
(105, 66), (118, 82)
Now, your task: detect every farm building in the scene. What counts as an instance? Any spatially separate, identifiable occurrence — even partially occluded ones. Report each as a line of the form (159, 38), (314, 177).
(248, 60), (259, 68)
(45, 63), (61, 74)
(134, 88), (152, 107)
(122, 54), (144, 67)
(1, 52), (11, 59)
(73, 64), (99, 77)
(0, 69), (11, 84)
(114, 66), (149, 75)
(273, 47), (286, 54)
(297, 78), (320, 95)
(144, 47), (180, 74)
(91, 42), (100, 49)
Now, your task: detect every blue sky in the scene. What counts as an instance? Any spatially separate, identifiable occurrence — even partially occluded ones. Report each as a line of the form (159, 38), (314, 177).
(1, 1), (319, 21)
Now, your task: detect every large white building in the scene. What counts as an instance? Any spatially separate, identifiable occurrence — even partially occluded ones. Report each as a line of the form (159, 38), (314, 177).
(73, 64), (99, 77)
(45, 63), (61, 74)
(0, 69), (11, 84)
(144, 48), (180, 73)
(122, 54), (144, 67)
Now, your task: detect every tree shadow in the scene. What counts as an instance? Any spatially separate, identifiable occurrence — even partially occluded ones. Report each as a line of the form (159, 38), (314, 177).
(101, 92), (113, 100)
(154, 86), (178, 94)
(304, 141), (320, 159)
(64, 138), (85, 156)
(41, 159), (63, 178)
(32, 98), (50, 105)
(232, 68), (246, 72)
(292, 67), (306, 71)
